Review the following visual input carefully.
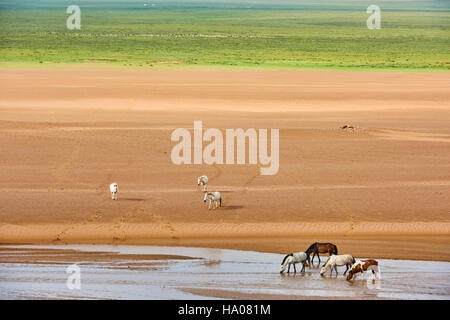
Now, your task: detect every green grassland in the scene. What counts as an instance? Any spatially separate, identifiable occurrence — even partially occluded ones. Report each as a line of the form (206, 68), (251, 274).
(0, 0), (449, 70)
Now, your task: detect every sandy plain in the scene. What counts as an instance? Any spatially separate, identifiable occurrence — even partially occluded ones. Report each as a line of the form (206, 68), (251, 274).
(0, 69), (448, 261)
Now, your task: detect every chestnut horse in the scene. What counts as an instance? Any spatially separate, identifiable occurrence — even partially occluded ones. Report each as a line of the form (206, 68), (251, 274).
(305, 242), (338, 264)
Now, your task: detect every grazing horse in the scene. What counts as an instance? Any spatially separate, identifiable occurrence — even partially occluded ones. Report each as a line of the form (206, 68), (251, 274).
(320, 254), (355, 276)
(197, 175), (208, 192)
(346, 259), (380, 281)
(110, 183), (118, 200)
(305, 242), (338, 263)
(280, 252), (310, 274)
(203, 192), (221, 210)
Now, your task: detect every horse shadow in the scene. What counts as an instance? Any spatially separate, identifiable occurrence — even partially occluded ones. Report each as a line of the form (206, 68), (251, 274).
(201, 190), (234, 194)
(220, 205), (244, 210)
(120, 198), (146, 202)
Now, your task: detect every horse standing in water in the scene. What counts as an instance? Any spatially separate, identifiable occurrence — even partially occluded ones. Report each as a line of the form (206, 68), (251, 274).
(305, 242), (338, 264)
(320, 254), (355, 276)
(280, 252), (310, 274)
(346, 259), (380, 280)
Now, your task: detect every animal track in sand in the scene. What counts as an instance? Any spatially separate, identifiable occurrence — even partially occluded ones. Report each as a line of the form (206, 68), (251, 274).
(139, 197), (176, 237)
(313, 192), (355, 235)
(284, 172), (301, 186)
(134, 204), (177, 238)
(146, 199), (176, 236)
(332, 199), (356, 235)
(109, 198), (177, 242)
(242, 169), (259, 192)
(53, 209), (103, 243)
(283, 172), (356, 233)
(150, 213), (177, 237)
(111, 206), (142, 243)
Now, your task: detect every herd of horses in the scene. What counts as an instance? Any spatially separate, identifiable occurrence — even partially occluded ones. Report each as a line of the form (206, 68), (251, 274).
(280, 242), (380, 281)
(109, 175), (221, 208)
(111, 177), (379, 281)
(198, 176), (380, 281)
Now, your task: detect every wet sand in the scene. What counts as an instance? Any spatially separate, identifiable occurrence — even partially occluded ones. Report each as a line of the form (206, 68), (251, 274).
(1, 245), (449, 300)
(0, 69), (449, 261)
(0, 247), (197, 265)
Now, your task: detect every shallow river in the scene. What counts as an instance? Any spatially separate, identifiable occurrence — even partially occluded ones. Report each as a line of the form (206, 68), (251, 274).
(0, 245), (449, 299)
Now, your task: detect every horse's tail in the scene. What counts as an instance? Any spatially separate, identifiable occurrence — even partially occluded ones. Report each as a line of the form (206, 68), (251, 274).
(333, 245), (338, 255)
(219, 197), (222, 207)
(352, 256), (356, 264)
(281, 253), (293, 265)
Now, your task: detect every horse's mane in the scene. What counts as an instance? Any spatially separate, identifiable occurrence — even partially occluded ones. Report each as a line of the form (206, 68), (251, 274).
(281, 253), (293, 265)
(322, 256), (331, 268)
(305, 242), (317, 253)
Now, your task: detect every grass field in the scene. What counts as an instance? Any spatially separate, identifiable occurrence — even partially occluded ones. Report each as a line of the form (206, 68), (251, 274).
(0, 0), (449, 70)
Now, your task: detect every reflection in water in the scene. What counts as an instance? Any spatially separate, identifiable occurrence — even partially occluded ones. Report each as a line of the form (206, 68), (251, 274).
(0, 245), (449, 300)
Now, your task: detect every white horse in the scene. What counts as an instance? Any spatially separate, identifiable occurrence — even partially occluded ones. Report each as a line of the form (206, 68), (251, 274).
(203, 191), (221, 210)
(320, 254), (355, 276)
(110, 183), (118, 200)
(197, 175), (208, 192)
(280, 252), (310, 274)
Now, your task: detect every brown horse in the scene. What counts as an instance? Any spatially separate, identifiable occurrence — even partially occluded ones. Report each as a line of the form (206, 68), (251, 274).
(305, 242), (338, 264)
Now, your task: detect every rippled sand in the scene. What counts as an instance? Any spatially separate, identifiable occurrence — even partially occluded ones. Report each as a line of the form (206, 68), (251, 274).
(0, 70), (449, 262)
